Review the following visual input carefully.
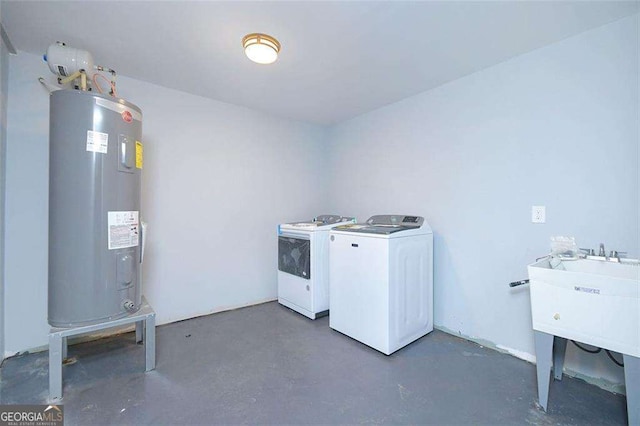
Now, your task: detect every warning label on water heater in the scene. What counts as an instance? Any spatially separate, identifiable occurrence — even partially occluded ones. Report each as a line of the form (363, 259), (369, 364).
(135, 141), (143, 169)
(108, 211), (139, 250)
(86, 130), (109, 154)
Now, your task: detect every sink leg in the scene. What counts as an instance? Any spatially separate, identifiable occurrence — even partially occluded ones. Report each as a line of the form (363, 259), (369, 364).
(623, 354), (640, 426)
(553, 337), (567, 381)
(534, 331), (554, 411)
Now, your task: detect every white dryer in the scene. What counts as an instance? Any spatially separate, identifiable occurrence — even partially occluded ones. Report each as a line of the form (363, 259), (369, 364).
(278, 215), (355, 319)
(329, 215), (433, 355)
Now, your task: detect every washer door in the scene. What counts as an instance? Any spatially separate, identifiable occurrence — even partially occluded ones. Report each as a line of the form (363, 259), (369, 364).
(278, 235), (311, 279)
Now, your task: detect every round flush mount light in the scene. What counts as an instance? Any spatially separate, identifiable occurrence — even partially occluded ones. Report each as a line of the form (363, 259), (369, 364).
(242, 33), (281, 65)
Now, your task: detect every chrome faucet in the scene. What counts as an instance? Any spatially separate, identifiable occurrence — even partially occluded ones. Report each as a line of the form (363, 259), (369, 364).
(580, 244), (633, 263)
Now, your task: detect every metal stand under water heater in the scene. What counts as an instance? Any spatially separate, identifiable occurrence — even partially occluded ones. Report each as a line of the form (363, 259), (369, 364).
(46, 44), (145, 327)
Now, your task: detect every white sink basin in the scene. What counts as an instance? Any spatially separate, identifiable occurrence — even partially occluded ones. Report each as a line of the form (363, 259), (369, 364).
(528, 258), (640, 356)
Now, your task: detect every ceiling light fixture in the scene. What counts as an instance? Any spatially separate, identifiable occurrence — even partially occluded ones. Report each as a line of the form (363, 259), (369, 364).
(242, 33), (281, 65)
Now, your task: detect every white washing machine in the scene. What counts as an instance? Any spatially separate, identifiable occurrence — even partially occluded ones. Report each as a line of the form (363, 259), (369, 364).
(278, 215), (355, 319)
(329, 215), (433, 355)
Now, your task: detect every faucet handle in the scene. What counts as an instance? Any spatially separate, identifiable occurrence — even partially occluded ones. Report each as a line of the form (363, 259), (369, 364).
(610, 250), (627, 259)
(579, 248), (595, 256)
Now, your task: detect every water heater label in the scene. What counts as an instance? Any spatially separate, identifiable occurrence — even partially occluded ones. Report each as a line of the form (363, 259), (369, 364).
(86, 130), (109, 154)
(135, 141), (143, 169)
(108, 211), (139, 250)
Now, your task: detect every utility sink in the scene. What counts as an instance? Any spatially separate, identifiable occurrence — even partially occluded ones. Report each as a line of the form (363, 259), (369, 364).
(528, 257), (640, 357)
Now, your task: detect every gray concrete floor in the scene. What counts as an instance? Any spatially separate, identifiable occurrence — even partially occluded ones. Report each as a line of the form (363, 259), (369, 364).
(0, 301), (628, 425)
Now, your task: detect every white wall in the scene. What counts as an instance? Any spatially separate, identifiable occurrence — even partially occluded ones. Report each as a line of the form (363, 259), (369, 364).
(118, 76), (329, 324)
(326, 16), (638, 389)
(4, 51), (328, 354)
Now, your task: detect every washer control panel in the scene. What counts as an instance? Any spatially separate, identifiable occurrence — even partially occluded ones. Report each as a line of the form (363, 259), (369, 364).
(366, 215), (424, 228)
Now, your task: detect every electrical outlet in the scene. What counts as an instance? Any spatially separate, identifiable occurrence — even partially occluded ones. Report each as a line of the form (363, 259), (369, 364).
(532, 206), (546, 224)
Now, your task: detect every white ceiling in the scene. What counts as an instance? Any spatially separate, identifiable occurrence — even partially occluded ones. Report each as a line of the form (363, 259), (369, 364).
(2, 1), (638, 124)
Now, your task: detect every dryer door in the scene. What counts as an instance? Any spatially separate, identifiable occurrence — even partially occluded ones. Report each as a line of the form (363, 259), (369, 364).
(278, 235), (311, 279)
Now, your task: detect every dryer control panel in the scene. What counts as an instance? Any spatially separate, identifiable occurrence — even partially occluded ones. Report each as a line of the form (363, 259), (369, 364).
(315, 215), (354, 225)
